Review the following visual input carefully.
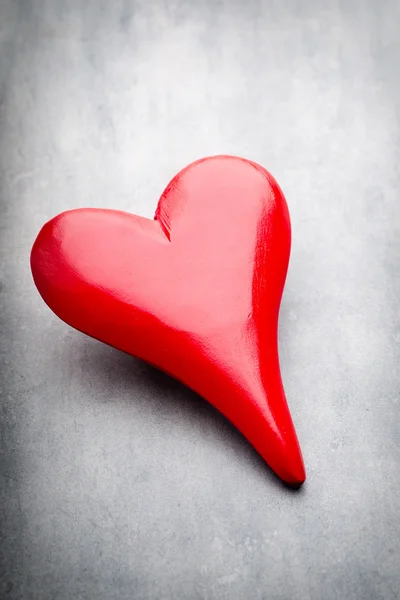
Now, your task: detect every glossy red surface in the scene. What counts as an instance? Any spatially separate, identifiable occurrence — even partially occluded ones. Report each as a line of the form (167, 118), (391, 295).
(31, 156), (305, 486)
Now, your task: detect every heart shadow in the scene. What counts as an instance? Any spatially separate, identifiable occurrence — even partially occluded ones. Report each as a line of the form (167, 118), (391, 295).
(70, 333), (304, 494)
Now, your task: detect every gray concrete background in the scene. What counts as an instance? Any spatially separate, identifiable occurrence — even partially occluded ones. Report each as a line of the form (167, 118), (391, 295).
(1, 1), (400, 599)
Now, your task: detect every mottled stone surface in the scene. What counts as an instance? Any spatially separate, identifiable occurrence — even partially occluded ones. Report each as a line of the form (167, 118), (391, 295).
(1, 1), (400, 598)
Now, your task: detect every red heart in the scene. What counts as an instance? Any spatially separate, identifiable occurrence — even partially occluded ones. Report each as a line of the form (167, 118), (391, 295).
(31, 156), (305, 486)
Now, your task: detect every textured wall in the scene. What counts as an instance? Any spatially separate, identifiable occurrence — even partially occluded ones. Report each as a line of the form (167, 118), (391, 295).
(1, 1), (400, 599)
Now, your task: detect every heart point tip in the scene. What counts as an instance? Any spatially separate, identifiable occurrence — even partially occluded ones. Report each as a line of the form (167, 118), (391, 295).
(283, 463), (306, 488)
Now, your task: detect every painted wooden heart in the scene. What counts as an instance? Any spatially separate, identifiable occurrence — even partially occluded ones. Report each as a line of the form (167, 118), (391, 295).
(31, 156), (305, 486)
